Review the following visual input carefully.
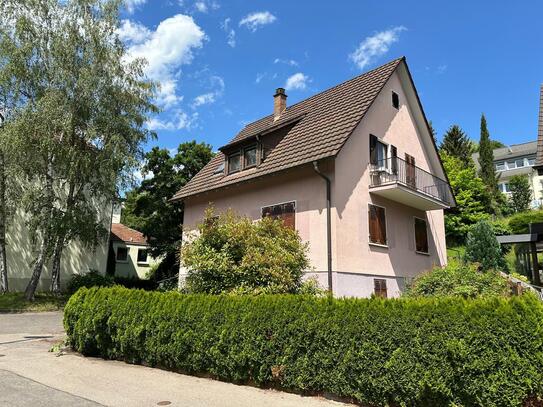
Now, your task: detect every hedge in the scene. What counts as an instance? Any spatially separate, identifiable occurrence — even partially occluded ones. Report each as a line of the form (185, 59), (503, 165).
(64, 287), (543, 406)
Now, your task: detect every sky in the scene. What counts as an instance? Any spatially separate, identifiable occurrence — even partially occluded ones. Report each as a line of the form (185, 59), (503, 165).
(119, 0), (543, 165)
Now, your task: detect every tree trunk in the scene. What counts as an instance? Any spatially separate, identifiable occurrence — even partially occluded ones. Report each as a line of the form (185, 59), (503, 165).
(24, 239), (47, 301)
(0, 150), (8, 293)
(50, 236), (63, 294)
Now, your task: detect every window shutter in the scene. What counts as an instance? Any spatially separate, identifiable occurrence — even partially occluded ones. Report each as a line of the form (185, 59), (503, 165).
(391, 145), (398, 174)
(369, 134), (377, 165)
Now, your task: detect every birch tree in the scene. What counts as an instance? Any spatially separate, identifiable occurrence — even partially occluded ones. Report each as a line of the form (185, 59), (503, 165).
(0, 0), (157, 299)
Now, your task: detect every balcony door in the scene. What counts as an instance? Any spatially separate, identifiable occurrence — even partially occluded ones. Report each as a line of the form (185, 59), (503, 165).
(405, 154), (416, 189)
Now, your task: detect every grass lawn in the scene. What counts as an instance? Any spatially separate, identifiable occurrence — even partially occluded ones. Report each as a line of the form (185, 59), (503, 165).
(0, 292), (68, 312)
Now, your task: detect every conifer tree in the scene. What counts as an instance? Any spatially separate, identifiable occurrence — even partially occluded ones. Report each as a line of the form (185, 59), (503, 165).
(440, 125), (472, 162)
(478, 114), (499, 195)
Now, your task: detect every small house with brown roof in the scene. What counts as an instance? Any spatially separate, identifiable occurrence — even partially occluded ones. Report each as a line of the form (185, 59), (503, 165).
(173, 57), (455, 298)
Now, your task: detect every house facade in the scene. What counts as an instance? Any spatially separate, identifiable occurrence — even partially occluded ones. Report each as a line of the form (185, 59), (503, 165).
(173, 57), (455, 298)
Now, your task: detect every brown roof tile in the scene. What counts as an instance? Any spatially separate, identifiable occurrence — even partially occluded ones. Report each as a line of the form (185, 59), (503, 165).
(536, 85), (543, 167)
(173, 57), (404, 200)
(111, 223), (148, 245)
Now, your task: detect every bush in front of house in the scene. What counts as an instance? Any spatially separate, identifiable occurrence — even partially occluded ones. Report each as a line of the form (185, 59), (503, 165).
(64, 286), (543, 406)
(67, 270), (114, 294)
(508, 209), (543, 234)
(181, 208), (310, 294)
(465, 220), (507, 271)
(404, 261), (510, 299)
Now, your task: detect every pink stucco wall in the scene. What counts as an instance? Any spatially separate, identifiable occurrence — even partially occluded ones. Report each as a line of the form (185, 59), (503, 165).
(180, 67), (448, 297)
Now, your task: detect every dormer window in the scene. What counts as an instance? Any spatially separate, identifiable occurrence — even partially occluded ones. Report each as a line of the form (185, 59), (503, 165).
(228, 153), (241, 173)
(213, 161), (225, 175)
(244, 145), (257, 168)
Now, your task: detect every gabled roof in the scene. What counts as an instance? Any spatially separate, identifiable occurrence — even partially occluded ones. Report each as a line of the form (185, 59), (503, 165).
(472, 140), (537, 168)
(172, 57), (404, 201)
(111, 223), (148, 246)
(535, 85), (543, 168)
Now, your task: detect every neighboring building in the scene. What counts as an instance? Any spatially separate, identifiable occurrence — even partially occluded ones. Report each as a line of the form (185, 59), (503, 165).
(109, 205), (159, 279)
(472, 86), (543, 208)
(172, 57), (455, 298)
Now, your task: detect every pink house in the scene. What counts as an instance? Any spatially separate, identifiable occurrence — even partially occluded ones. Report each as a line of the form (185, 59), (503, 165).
(172, 57), (455, 298)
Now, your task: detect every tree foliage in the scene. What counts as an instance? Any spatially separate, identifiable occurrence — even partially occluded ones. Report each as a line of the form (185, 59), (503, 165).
(508, 209), (543, 234)
(121, 141), (214, 279)
(477, 114), (502, 215)
(442, 154), (491, 244)
(508, 174), (532, 213)
(465, 220), (506, 271)
(181, 208), (310, 294)
(439, 125), (473, 161)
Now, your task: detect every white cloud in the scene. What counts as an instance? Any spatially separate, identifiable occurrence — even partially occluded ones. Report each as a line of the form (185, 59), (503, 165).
(124, 0), (147, 14)
(349, 26), (406, 70)
(239, 11), (276, 32)
(192, 92), (216, 107)
(145, 110), (198, 131)
(221, 18), (236, 47)
(437, 64), (448, 74)
(255, 72), (266, 84)
(191, 75), (225, 108)
(285, 72), (310, 91)
(120, 14), (206, 109)
(274, 58), (298, 67)
(194, 1), (207, 12)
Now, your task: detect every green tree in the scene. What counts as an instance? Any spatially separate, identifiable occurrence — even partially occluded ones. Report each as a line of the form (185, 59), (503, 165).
(477, 114), (501, 213)
(181, 208), (310, 294)
(465, 220), (506, 271)
(442, 154), (491, 244)
(439, 125), (473, 162)
(121, 141), (214, 279)
(0, 0), (157, 299)
(508, 175), (532, 213)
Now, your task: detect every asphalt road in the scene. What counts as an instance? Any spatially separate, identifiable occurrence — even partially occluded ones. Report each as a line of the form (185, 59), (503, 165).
(0, 311), (350, 407)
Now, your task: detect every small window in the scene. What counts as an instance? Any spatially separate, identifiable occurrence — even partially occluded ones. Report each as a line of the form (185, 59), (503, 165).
(528, 158), (535, 166)
(515, 158), (525, 168)
(137, 249), (148, 263)
(116, 247), (128, 262)
(414, 218), (429, 254)
(228, 153), (241, 173)
(392, 91), (399, 109)
(499, 182), (510, 193)
(213, 161), (225, 175)
(495, 162), (506, 171)
(374, 279), (387, 298)
(244, 146), (257, 168)
(262, 201), (296, 229)
(368, 204), (387, 246)
(506, 160), (516, 170)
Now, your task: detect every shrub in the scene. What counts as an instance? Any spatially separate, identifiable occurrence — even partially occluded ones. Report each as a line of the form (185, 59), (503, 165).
(404, 261), (509, 298)
(508, 175), (532, 213)
(508, 210), (543, 234)
(65, 287), (543, 406)
(67, 270), (114, 294)
(113, 276), (157, 291)
(465, 220), (506, 271)
(181, 208), (310, 294)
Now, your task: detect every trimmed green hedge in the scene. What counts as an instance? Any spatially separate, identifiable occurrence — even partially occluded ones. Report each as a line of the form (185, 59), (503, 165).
(64, 287), (543, 406)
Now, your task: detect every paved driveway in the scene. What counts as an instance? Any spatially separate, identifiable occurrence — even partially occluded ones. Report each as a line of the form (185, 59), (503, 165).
(0, 312), (351, 407)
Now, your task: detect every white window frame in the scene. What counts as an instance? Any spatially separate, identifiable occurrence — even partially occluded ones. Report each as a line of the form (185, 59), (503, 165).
(413, 216), (430, 255)
(368, 203), (388, 248)
(374, 138), (393, 173)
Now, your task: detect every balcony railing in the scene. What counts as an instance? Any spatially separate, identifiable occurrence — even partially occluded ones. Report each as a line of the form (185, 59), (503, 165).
(369, 157), (455, 207)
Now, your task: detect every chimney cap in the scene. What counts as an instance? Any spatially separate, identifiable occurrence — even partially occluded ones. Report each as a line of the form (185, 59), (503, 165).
(274, 87), (287, 97)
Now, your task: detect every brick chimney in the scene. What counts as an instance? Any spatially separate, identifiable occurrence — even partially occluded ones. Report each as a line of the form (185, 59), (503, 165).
(273, 88), (287, 120)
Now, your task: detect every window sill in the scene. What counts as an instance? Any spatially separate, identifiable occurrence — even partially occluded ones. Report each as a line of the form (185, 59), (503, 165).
(416, 251), (430, 256)
(369, 242), (388, 249)
(116, 260), (128, 263)
(137, 262), (150, 266)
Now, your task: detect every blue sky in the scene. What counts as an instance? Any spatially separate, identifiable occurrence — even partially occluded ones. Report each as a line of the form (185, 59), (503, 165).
(120, 0), (543, 161)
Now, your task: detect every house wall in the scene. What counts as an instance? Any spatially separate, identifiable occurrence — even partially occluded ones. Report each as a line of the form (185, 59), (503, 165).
(112, 241), (158, 279)
(6, 207), (110, 292)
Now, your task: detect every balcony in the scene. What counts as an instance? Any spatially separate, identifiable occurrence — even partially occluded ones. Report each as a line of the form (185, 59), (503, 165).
(369, 157), (454, 211)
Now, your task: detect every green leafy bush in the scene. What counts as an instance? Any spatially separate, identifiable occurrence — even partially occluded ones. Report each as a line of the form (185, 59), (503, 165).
(65, 287), (543, 406)
(508, 210), (543, 234)
(465, 220), (507, 271)
(181, 208), (310, 294)
(405, 261), (509, 298)
(67, 270), (114, 294)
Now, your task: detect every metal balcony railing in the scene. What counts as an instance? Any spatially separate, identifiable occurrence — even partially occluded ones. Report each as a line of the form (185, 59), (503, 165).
(369, 157), (455, 207)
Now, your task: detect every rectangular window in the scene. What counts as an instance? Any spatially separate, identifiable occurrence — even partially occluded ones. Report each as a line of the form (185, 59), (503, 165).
(374, 279), (387, 298)
(499, 182), (510, 193)
(414, 218), (429, 254)
(116, 247), (128, 262)
(506, 160), (516, 169)
(261, 201), (296, 229)
(529, 158), (535, 166)
(495, 162), (506, 171)
(137, 249), (148, 263)
(515, 158), (525, 168)
(392, 91), (399, 109)
(213, 161), (225, 175)
(228, 153), (241, 173)
(368, 204), (387, 246)
(244, 146), (257, 168)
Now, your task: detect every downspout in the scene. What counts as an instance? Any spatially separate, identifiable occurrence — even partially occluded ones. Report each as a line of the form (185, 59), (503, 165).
(312, 161), (333, 294)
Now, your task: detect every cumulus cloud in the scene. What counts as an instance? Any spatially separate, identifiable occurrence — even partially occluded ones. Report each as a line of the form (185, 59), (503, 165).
(285, 72), (310, 91)
(145, 110), (198, 131)
(124, 0), (146, 14)
(349, 26), (406, 70)
(221, 18), (236, 47)
(239, 11), (276, 32)
(119, 14), (206, 108)
(191, 75), (225, 108)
